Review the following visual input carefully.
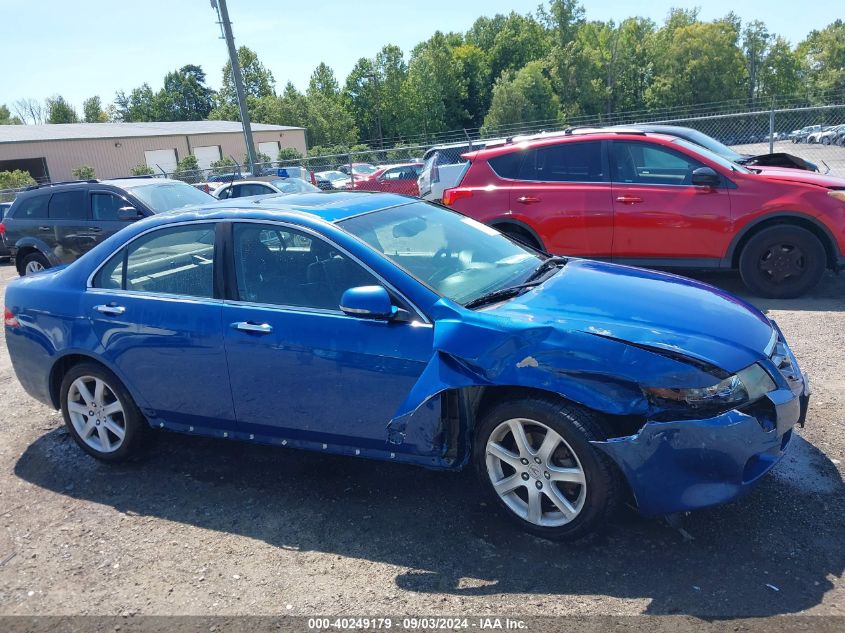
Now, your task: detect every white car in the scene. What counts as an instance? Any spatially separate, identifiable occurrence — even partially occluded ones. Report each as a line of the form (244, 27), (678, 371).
(316, 170), (351, 190)
(417, 140), (503, 202)
(806, 126), (833, 144)
(211, 178), (320, 199)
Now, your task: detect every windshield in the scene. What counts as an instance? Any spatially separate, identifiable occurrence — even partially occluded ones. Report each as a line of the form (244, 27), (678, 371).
(340, 202), (542, 305)
(353, 164), (378, 175)
(270, 178), (319, 193)
(676, 128), (744, 162)
(127, 181), (215, 213)
(671, 138), (752, 174)
(319, 171), (347, 181)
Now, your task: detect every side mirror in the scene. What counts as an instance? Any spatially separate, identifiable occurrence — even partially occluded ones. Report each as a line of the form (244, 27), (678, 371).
(117, 206), (143, 221)
(339, 286), (397, 320)
(691, 167), (721, 188)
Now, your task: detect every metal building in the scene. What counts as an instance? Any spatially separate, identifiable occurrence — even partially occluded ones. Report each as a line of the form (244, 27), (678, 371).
(0, 121), (307, 182)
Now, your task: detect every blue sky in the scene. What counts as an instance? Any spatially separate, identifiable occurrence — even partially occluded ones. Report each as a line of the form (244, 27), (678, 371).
(0, 0), (833, 114)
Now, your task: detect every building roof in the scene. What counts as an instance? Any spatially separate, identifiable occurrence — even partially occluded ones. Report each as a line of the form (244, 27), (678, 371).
(0, 121), (304, 144)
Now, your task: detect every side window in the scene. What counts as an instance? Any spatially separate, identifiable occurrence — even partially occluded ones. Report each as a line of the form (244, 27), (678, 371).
(91, 193), (126, 221)
(216, 186), (232, 199)
(10, 195), (49, 219)
(519, 142), (605, 182)
(611, 142), (704, 185)
(380, 168), (402, 181)
(488, 152), (526, 179)
(234, 223), (376, 310)
(124, 224), (215, 297)
(240, 183), (272, 197)
(48, 190), (87, 220)
(93, 250), (125, 289)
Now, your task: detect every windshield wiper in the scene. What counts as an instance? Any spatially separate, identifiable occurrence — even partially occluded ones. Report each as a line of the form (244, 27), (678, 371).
(522, 256), (568, 284)
(464, 282), (542, 310)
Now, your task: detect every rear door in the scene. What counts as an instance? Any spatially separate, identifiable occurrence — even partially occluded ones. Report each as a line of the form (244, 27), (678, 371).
(45, 189), (90, 264)
(504, 140), (614, 257)
(609, 140), (732, 262)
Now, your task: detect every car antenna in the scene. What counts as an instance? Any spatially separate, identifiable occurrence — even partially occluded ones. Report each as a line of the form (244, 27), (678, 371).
(229, 155), (241, 186)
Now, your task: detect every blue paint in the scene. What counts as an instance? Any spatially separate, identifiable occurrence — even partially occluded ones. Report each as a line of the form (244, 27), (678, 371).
(3, 193), (809, 517)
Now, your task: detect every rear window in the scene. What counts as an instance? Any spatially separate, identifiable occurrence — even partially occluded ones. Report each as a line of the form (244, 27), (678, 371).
(488, 152), (526, 179)
(519, 141), (606, 182)
(11, 194), (49, 219)
(48, 190), (87, 220)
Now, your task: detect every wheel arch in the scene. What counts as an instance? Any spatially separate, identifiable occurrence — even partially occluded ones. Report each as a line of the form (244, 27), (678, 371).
(14, 238), (58, 274)
(725, 213), (841, 269)
(487, 219), (545, 251)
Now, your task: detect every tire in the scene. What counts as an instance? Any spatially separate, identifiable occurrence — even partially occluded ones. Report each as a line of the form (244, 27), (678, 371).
(60, 362), (149, 462)
(738, 225), (826, 299)
(20, 251), (51, 276)
(822, 137), (831, 146)
(472, 396), (620, 541)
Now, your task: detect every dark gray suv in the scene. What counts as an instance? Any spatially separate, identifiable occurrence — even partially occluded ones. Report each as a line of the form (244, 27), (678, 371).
(3, 178), (215, 275)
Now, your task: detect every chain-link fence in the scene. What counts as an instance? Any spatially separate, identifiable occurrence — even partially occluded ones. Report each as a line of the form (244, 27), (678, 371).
(2, 101), (844, 205)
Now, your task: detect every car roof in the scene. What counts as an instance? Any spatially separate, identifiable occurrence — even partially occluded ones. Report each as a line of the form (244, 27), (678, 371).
(470, 129), (677, 159)
(168, 191), (413, 225)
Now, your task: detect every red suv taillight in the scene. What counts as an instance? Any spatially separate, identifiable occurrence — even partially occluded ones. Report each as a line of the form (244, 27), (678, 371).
(0, 222), (5, 236)
(4, 307), (19, 328)
(442, 188), (473, 206)
(310, 171), (317, 186)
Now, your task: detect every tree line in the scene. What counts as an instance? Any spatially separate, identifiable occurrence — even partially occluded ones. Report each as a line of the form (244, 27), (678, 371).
(3, 2), (844, 155)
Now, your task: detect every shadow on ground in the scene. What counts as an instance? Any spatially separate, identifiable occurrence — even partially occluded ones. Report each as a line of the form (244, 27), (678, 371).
(14, 424), (845, 617)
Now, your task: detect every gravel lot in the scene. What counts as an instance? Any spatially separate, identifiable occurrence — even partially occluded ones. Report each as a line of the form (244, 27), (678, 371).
(0, 262), (842, 618)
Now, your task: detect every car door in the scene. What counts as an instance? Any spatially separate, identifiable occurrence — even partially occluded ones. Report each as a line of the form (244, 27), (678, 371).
(82, 221), (235, 428)
(221, 221), (433, 448)
(609, 140), (732, 262)
(84, 190), (137, 253)
(505, 140), (614, 257)
(45, 189), (90, 264)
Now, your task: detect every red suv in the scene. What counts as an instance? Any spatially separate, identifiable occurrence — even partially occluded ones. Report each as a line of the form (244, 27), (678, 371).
(442, 130), (845, 298)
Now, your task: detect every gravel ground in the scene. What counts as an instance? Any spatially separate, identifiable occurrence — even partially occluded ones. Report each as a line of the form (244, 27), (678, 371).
(0, 263), (842, 618)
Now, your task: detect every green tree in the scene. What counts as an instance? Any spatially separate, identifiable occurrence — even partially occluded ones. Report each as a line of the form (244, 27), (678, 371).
(0, 170), (36, 200)
(0, 104), (23, 125)
(130, 163), (155, 176)
(157, 65), (215, 121)
(82, 96), (108, 123)
(481, 61), (562, 135)
(277, 147), (304, 161)
(72, 165), (95, 180)
(487, 12), (549, 81)
(798, 20), (845, 96)
(743, 20), (771, 103)
(646, 17), (746, 109)
(114, 84), (157, 122)
(172, 155), (200, 182)
(759, 36), (802, 99)
(46, 95), (79, 123)
(344, 45), (408, 145)
(210, 156), (237, 175)
(218, 46), (275, 107)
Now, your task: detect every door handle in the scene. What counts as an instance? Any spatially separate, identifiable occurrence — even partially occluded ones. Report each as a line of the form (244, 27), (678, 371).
(39, 226), (51, 231)
(516, 196), (541, 204)
(615, 196), (644, 204)
(231, 321), (273, 334)
(94, 304), (126, 316)
(89, 226), (103, 233)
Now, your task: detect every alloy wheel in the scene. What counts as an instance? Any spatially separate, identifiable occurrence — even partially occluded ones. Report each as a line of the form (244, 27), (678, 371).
(25, 260), (44, 275)
(66, 376), (126, 453)
(485, 418), (587, 527)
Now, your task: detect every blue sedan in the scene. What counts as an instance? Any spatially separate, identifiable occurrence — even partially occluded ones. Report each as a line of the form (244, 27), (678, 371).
(3, 192), (809, 540)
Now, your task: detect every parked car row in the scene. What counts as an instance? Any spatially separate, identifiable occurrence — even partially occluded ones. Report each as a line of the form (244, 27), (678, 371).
(789, 124), (845, 145)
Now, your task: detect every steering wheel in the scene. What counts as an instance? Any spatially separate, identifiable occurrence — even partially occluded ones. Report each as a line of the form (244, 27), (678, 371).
(427, 248), (455, 284)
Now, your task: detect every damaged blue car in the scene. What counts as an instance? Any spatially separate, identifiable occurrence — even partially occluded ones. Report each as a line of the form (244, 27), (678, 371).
(4, 192), (809, 540)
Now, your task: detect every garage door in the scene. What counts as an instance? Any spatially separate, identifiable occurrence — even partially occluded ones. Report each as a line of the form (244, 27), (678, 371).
(193, 145), (221, 170)
(258, 141), (280, 160)
(144, 149), (178, 174)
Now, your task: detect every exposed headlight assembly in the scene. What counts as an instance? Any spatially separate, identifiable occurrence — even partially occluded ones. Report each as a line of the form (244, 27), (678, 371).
(643, 364), (776, 415)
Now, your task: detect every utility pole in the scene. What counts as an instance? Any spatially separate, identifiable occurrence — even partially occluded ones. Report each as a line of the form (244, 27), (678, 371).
(366, 72), (384, 151)
(211, 0), (258, 174)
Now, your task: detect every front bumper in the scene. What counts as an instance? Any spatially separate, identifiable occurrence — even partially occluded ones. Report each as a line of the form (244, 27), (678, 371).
(593, 334), (809, 517)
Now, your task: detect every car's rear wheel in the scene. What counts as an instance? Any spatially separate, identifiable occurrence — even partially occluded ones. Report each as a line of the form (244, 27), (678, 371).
(738, 225), (826, 299)
(21, 252), (50, 276)
(60, 362), (149, 462)
(473, 396), (620, 540)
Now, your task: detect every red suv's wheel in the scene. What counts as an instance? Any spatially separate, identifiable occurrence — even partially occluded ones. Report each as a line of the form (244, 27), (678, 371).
(738, 225), (826, 298)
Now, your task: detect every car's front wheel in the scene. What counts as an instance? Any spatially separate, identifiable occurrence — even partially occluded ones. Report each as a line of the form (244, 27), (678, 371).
(473, 396), (620, 540)
(738, 225), (826, 298)
(60, 362), (149, 462)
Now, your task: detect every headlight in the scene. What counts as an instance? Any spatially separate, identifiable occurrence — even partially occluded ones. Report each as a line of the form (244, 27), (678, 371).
(828, 190), (845, 203)
(643, 364), (776, 413)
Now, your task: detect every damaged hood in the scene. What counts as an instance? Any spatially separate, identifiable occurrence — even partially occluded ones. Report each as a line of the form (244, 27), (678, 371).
(485, 259), (774, 373)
